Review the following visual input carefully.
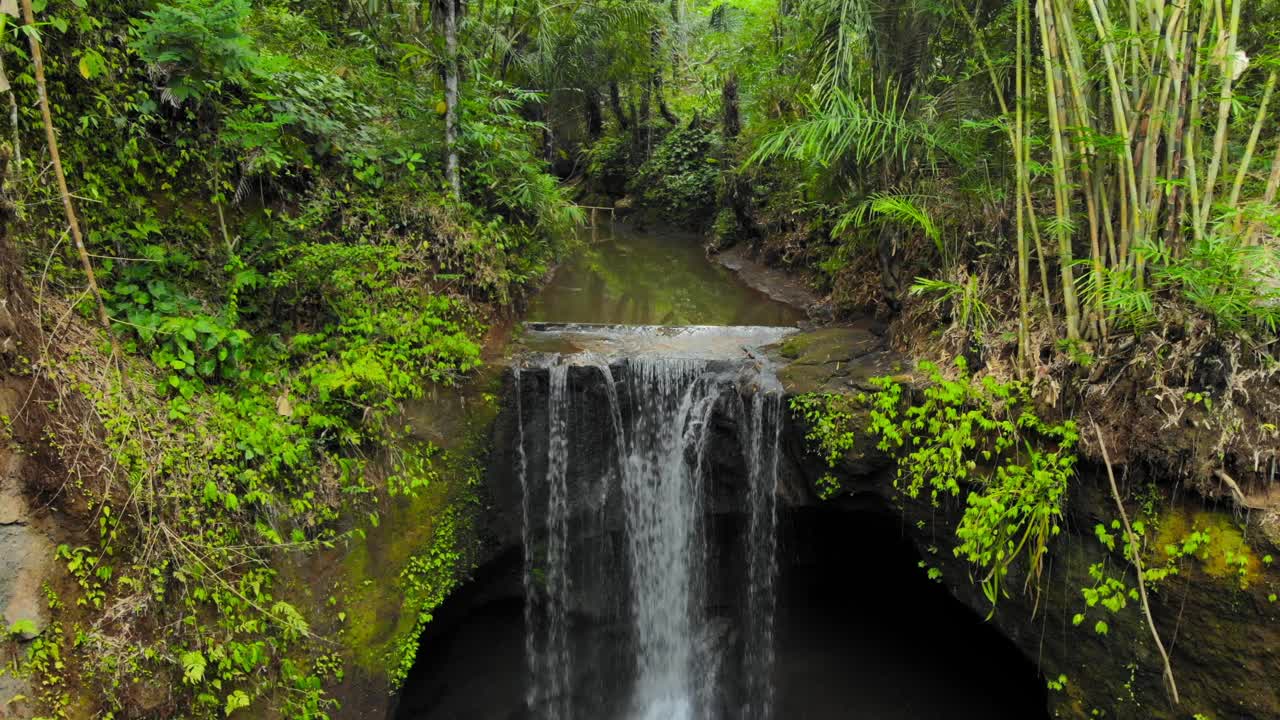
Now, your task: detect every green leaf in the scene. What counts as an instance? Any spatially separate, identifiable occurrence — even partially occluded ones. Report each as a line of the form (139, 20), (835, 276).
(7, 618), (38, 637)
(224, 689), (250, 716)
(181, 650), (206, 684)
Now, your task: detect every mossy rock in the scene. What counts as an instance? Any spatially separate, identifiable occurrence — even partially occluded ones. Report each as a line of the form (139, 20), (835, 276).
(768, 327), (908, 396)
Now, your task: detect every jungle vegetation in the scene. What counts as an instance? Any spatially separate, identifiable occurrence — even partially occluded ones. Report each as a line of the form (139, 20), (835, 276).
(0, 0), (1277, 717)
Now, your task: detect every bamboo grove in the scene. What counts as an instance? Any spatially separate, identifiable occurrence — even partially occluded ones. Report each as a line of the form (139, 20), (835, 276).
(739, 0), (1279, 366)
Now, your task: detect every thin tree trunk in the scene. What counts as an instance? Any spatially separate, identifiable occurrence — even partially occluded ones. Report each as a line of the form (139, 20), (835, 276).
(655, 75), (679, 126)
(20, 0), (119, 362)
(629, 98), (642, 156)
(585, 88), (604, 139)
(958, 0), (1053, 335)
(649, 28), (677, 126)
(1229, 71), (1276, 235)
(608, 81), (630, 130)
(722, 72), (740, 139)
(1197, 0), (1243, 226)
(444, 0), (461, 198)
(0, 47), (18, 183)
(1094, 422), (1181, 706)
(1038, 0), (1082, 341)
(1014, 0), (1030, 372)
(639, 81), (652, 157)
(1185, 0), (1213, 249)
(1245, 141), (1280, 245)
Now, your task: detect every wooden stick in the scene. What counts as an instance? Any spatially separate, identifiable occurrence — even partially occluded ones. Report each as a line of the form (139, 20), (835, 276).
(1093, 420), (1180, 705)
(20, 0), (120, 363)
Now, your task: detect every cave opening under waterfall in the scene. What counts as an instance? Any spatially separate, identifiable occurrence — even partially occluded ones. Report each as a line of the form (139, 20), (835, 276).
(393, 352), (1050, 720)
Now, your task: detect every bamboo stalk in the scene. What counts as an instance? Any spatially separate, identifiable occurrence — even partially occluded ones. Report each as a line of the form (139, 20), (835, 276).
(955, 0), (1052, 334)
(1085, 0), (1144, 260)
(19, 0), (120, 362)
(1039, 0), (1082, 340)
(1025, 0), (1054, 326)
(1228, 71), (1276, 235)
(1197, 0), (1243, 225)
(1185, 0), (1213, 247)
(1015, 0), (1029, 370)
(1160, 5), (1193, 251)
(1052, 0), (1106, 339)
(1244, 140), (1280, 245)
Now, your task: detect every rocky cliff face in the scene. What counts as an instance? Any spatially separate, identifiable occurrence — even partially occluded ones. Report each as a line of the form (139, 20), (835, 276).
(0, 234), (59, 717)
(770, 326), (1280, 720)
(419, 327), (1280, 720)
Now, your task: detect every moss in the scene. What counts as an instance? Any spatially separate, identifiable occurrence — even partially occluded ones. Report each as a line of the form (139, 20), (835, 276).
(1153, 507), (1260, 586)
(338, 477), (459, 674)
(774, 328), (868, 362)
(333, 367), (502, 678)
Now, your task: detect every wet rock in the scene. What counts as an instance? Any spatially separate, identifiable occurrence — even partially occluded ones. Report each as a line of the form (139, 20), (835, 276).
(0, 521), (52, 640)
(712, 244), (819, 311)
(0, 430), (53, 642)
(767, 326), (909, 396)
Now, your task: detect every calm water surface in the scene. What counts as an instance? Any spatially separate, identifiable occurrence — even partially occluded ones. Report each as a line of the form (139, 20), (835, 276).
(525, 225), (804, 327)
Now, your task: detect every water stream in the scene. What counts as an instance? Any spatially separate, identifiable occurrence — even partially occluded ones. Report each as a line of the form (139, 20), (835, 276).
(516, 330), (790, 720)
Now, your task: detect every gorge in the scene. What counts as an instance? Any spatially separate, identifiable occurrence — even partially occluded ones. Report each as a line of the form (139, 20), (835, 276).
(2, 2), (1279, 715)
(389, 227), (1053, 719)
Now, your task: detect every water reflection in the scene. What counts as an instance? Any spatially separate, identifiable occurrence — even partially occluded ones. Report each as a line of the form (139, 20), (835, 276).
(525, 225), (804, 327)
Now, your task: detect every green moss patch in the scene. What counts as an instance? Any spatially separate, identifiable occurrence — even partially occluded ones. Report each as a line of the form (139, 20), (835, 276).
(1154, 507), (1261, 587)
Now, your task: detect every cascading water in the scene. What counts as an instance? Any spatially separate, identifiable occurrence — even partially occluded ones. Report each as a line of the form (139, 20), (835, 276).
(516, 324), (791, 720)
(742, 384), (782, 720)
(521, 365), (573, 720)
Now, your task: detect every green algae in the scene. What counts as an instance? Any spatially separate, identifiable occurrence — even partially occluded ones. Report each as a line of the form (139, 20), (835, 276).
(1153, 507), (1260, 587)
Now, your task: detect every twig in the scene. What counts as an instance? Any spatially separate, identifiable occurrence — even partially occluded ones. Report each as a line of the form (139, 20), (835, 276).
(20, 0), (121, 364)
(1093, 419), (1180, 705)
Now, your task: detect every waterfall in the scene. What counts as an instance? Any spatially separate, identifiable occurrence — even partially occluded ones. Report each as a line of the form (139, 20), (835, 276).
(522, 365), (574, 720)
(516, 345), (785, 720)
(742, 385), (782, 720)
(622, 359), (717, 720)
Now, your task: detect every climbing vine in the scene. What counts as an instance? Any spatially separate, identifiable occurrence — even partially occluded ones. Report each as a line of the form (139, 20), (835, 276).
(867, 359), (1078, 607)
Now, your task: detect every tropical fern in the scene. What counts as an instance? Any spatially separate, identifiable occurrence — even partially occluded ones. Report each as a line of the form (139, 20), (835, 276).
(748, 84), (972, 173)
(834, 191), (941, 255)
(911, 273), (994, 335)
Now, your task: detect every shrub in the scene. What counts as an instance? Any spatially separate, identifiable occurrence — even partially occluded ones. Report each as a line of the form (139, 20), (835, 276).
(630, 124), (722, 226)
(134, 0), (258, 104)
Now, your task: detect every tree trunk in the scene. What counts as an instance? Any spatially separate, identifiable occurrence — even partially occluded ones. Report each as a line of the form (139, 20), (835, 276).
(722, 72), (740, 139)
(629, 98), (641, 154)
(638, 84), (652, 157)
(609, 82), (630, 129)
(655, 76), (678, 126)
(540, 103), (554, 163)
(649, 28), (678, 126)
(585, 88), (604, 139)
(443, 0), (461, 198)
(877, 224), (904, 312)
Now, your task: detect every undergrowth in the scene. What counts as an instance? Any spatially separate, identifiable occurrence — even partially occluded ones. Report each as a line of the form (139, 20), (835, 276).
(1, 0), (576, 717)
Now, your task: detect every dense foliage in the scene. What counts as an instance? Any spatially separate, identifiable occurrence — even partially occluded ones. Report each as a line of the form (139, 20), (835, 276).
(1, 0), (1278, 716)
(0, 0), (578, 716)
(562, 0), (1280, 360)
